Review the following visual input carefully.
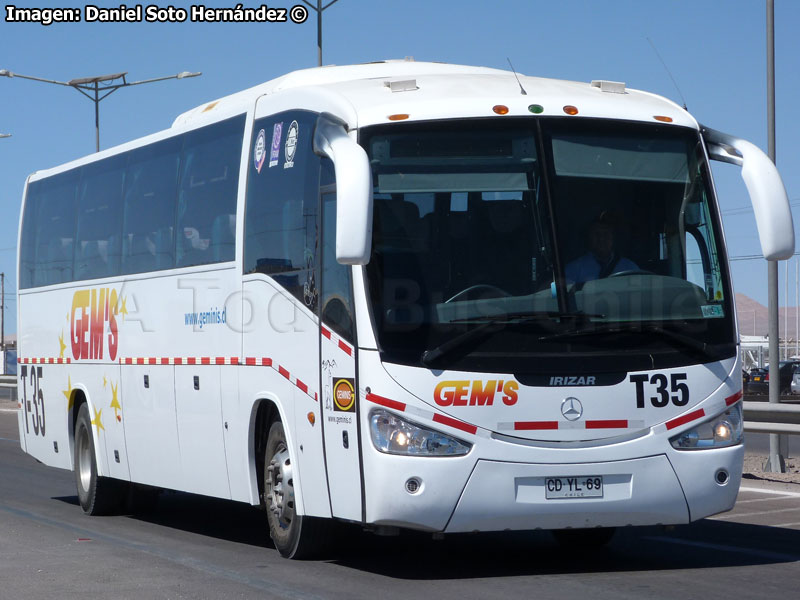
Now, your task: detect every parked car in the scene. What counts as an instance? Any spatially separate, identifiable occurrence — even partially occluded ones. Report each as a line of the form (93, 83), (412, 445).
(749, 361), (800, 395)
(747, 367), (768, 394)
(792, 367), (800, 395)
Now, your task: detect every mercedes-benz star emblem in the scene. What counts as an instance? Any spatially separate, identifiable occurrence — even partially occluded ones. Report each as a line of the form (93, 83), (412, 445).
(561, 397), (583, 421)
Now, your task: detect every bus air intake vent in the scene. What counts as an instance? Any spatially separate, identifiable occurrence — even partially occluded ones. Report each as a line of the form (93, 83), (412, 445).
(590, 80), (626, 94)
(385, 79), (418, 93)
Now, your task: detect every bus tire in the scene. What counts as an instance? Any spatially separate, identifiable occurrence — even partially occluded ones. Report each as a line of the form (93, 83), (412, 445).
(74, 403), (123, 515)
(264, 420), (330, 558)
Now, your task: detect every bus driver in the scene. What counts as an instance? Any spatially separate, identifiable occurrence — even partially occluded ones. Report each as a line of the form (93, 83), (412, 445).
(565, 212), (638, 284)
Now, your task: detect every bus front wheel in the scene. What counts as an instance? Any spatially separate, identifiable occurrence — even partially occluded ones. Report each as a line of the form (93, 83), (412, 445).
(263, 420), (329, 558)
(74, 403), (123, 515)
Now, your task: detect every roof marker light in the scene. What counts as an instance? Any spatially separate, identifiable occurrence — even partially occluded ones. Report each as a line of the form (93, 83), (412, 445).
(654, 115), (673, 123)
(493, 105), (509, 115)
(388, 114), (409, 121)
(528, 104), (544, 114)
(563, 105), (579, 115)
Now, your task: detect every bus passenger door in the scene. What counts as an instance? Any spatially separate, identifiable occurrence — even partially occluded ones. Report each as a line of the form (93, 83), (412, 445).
(319, 184), (363, 522)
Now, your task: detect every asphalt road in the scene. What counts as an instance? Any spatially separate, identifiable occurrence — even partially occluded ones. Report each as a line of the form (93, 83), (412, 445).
(1, 406), (799, 600)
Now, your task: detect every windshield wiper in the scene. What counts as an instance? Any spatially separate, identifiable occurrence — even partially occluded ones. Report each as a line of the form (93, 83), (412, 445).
(449, 310), (604, 324)
(421, 311), (603, 367)
(539, 323), (717, 360)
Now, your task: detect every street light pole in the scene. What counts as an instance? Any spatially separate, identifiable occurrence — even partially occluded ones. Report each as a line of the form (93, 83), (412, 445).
(765, 0), (785, 473)
(0, 69), (201, 152)
(302, 0), (341, 66)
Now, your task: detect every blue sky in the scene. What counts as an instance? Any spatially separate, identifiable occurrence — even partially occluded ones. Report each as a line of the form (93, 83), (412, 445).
(1, 0), (798, 334)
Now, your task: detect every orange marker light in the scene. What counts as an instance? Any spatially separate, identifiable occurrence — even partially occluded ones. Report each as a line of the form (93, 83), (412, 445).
(653, 115), (673, 123)
(493, 105), (510, 115)
(388, 114), (409, 121)
(307, 412), (316, 426)
(563, 105), (579, 115)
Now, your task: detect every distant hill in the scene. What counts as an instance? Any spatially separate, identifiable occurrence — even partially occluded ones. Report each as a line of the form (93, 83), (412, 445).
(736, 293), (800, 340)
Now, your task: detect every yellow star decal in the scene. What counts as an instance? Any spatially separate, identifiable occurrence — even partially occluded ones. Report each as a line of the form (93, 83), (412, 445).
(91, 407), (105, 436)
(62, 376), (73, 412)
(58, 331), (66, 359)
(120, 296), (128, 320)
(110, 381), (121, 421)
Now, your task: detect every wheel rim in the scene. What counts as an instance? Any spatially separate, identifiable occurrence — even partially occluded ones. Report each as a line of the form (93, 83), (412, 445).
(266, 443), (295, 530)
(77, 424), (92, 493)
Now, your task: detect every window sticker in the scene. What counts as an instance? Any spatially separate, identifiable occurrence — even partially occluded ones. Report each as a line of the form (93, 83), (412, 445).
(701, 304), (724, 318)
(253, 128), (266, 173)
(269, 122), (282, 168)
(284, 120), (298, 169)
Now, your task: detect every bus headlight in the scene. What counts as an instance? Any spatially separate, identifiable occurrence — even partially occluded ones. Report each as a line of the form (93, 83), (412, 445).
(670, 404), (743, 450)
(369, 409), (472, 456)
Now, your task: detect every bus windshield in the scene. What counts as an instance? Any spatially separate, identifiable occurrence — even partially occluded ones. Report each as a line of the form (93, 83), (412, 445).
(362, 119), (736, 373)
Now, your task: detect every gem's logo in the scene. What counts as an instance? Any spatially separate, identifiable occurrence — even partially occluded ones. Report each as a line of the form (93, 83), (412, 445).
(434, 380), (519, 407)
(333, 378), (356, 412)
(71, 288), (120, 361)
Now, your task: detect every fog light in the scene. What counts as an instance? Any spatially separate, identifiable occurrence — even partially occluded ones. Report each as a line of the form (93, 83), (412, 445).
(405, 477), (422, 494)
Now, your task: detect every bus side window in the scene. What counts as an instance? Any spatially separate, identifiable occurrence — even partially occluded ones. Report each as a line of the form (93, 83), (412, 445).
(121, 137), (181, 274)
(176, 115), (244, 268)
(320, 158), (355, 341)
(74, 154), (125, 281)
(244, 111), (320, 310)
(21, 169), (79, 288)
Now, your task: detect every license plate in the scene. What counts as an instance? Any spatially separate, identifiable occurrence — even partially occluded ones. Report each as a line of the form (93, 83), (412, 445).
(754, 376), (762, 382)
(545, 476), (603, 499)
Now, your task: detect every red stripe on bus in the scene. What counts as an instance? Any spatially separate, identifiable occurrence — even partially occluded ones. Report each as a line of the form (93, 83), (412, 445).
(245, 357), (256, 366)
(666, 408), (706, 431)
(230, 357), (239, 365)
(160, 358), (170, 365)
(366, 393), (406, 412)
(279, 366), (290, 380)
(585, 420), (628, 429)
(338, 340), (353, 356)
(432, 413), (478, 435)
(148, 358), (157, 365)
(215, 357), (225, 365)
(174, 358), (184, 365)
(200, 357), (211, 365)
(186, 357), (196, 365)
(296, 379), (308, 394)
(321, 327), (332, 340)
(262, 358), (272, 366)
(514, 421), (559, 431)
(725, 390), (743, 406)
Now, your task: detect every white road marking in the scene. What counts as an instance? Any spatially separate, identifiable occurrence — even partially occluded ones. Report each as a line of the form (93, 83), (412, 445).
(736, 495), (799, 504)
(739, 486), (800, 498)
(710, 506), (800, 520)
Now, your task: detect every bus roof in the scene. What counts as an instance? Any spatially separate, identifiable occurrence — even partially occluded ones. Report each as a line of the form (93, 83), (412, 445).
(172, 58), (697, 130)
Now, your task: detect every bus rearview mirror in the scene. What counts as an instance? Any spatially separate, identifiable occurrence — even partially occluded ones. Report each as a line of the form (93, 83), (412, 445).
(313, 113), (373, 265)
(703, 126), (795, 261)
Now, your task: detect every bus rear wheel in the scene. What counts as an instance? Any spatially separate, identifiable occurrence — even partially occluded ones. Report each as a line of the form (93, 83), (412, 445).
(263, 420), (330, 558)
(74, 403), (123, 515)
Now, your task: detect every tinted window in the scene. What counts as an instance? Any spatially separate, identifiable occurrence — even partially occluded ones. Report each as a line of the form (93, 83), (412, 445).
(244, 111), (320, 308)
(176, 116), (244, 267)
(20, 169), (79, 287)
(121, 137), (181, 274)
(19, 115), (246, 288)
(74, 154), (125, 280)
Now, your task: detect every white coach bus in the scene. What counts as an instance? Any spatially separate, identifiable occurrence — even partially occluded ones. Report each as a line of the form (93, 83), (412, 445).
(16, 60), (794, 557)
